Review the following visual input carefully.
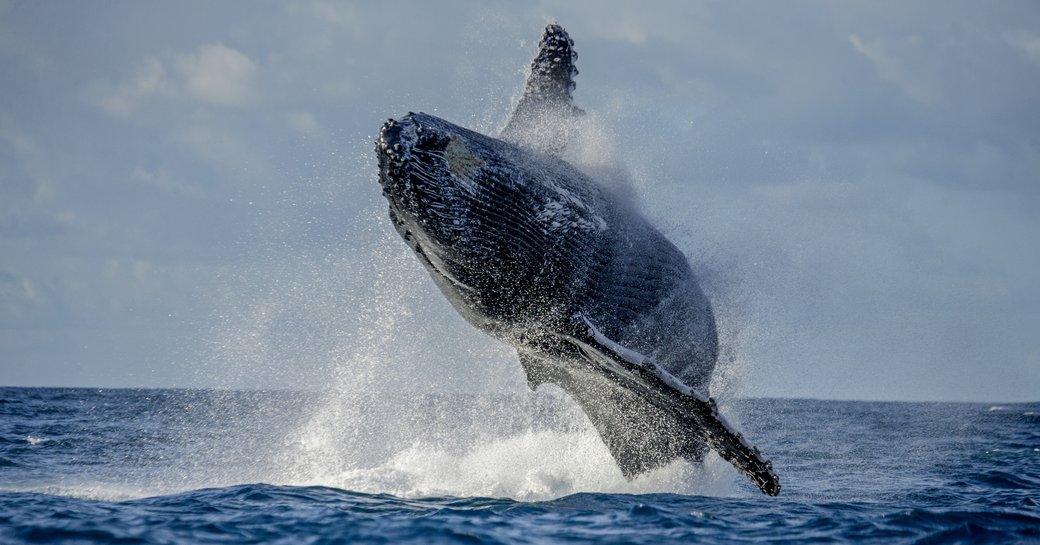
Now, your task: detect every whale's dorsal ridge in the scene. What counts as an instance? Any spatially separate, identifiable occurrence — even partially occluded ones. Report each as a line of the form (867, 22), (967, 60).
(501, 23), (584, 154)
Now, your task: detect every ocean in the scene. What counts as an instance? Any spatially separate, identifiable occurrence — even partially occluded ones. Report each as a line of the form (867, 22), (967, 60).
(0, 387), (1037, 544)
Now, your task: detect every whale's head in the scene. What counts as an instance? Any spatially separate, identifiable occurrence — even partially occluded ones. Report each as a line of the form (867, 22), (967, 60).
(376, 112), (581, 325)
(376, 112), (540, 322)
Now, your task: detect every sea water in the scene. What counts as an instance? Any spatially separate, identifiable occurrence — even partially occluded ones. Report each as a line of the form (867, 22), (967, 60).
(1, 387), (1037, 544)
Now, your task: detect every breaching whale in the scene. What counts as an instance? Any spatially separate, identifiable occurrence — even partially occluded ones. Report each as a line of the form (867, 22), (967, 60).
(375, 24), (780, 495)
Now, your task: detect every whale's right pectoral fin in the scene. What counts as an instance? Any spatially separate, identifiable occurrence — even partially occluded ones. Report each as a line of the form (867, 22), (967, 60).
(518, 351), (559, 391)
(500, 23), (584, 155)
(518, 349), (706, 477)
(565, 314), (782, 496)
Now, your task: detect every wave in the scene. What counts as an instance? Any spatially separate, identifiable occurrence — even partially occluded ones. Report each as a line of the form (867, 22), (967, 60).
(5, 483), (1039, 545)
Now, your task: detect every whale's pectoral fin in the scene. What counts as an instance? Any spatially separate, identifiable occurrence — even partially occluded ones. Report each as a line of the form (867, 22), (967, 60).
(564, 314), (782, 496)
(518, 351), (559, 391)
(518, 349), (707, 477)
(500, 23), (584, 154)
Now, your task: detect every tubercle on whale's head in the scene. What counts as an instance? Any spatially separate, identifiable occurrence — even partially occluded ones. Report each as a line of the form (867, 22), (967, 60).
(376, 114), (421, 204)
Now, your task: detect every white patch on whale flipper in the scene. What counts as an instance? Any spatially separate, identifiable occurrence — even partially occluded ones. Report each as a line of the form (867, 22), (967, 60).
(569, 314), (773, 476)
(576, 313), (710, 401)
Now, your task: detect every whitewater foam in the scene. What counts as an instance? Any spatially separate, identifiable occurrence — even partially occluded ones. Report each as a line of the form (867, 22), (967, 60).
(288, 427), (736, 502)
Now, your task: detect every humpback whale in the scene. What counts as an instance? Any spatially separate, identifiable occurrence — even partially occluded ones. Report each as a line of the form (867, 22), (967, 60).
(375, 24), (780, 496)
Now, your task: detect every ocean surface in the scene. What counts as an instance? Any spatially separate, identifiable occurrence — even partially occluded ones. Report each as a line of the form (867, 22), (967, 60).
(0, 387), (1037, 544)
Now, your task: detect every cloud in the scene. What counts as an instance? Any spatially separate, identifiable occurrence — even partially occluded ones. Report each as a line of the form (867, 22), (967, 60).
(285, 111), (322, 136)
(129, 166), (205, 199)
(96, 57), (169, 117)
(1007, 31), (1040, 63)
(0, 268), (48, 330)
(585, 19), (650, 45)
(176, 44), (258, 107)
(93, 44), (257, 115)
(849, 34), (934, 104)
(306, 1), (364, 34)
(1, 123), (49, 194)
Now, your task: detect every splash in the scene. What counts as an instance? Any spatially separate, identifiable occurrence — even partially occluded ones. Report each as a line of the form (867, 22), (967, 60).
(298, 429), (736, 501)
(195, 29), (756, 502)
(261, 129), (751, 500)
(199, 125), (753, 501)
(276, 384), (738, 501)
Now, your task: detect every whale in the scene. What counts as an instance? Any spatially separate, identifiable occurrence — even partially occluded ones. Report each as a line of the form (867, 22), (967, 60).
(375, 24), (780, 495)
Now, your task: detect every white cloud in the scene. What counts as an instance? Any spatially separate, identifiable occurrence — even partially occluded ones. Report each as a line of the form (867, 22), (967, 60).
(286, 111), (322, 136)
(130, 166), (205, 199)
(306, 1), (364, 34)
(0, 123), (56, 201)
(96, 57), (169, 117)
(0, 269), (42, 326)
(589, 19), (650, 45)
(1, 123), (40, 163)
(176, 44), (258, 107)
(320, 78), (356, 100)
(1007, 31), (1040, 63)
(93, 44), (257, 115)
(849, 34), (934, 104)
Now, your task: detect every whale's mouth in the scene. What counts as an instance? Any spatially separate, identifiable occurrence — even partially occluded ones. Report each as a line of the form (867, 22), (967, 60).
(376, 114), (480, 296)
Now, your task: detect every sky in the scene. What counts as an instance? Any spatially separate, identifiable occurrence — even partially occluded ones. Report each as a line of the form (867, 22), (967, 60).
(1, 1), (1038, 402)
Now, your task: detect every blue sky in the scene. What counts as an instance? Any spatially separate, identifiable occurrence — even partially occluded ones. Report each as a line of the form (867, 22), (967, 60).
(1, 1), (1038, 401)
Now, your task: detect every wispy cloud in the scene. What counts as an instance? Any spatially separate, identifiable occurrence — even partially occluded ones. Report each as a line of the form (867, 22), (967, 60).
(305, 1), (364, 34)
(95, 57), (169, 117)
(176, 44), (258, 107)
(130, 166), (206, 199)
(93, 43), (257, 116)
(849, 34), (934, 104)
(285, 111), (322, 136)
(1006, 31), (1040, 63)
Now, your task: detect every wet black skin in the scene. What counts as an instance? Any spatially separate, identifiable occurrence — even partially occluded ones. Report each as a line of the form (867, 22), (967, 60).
(376, 113), (711, 370)
(371, 24), (780, 496)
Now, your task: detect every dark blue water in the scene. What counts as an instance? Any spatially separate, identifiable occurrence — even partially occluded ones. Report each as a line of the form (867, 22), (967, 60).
(1, 387), (1037, 544)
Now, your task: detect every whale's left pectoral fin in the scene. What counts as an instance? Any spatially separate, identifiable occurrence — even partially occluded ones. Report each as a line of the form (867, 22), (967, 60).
(565, 314), (782, 496)
(500, 23), (584, 155)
